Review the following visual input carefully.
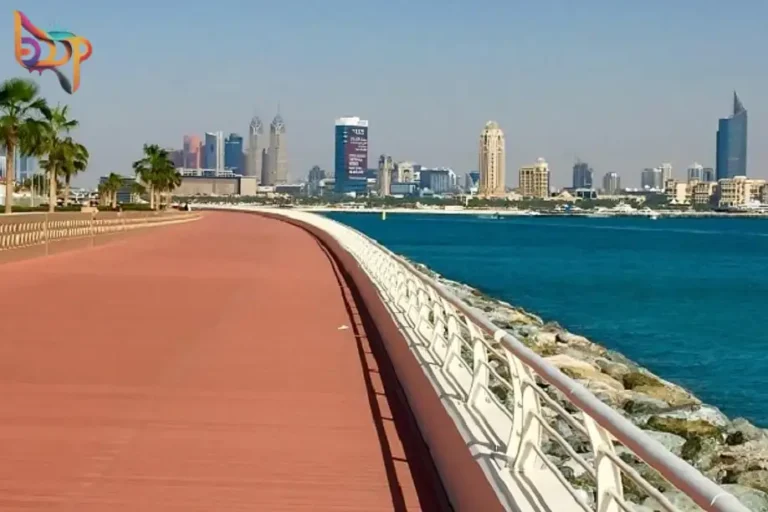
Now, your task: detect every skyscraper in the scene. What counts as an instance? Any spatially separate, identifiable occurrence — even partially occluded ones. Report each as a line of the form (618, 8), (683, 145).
(478, 121), (505, 197)
(262, 114), (287, 185)
(378, 155), (393, 196)
(334, 117), (369, 194)
(183, 135), (202, 168)
(716, 92), (748, 180)
(247, 117), (267, 180)
(659, 163), (673, 183)
(224, 133), (244, 173)
(602, 172), (621, 194)
(204, 131), (224, 171)
(641, 168), (664, 190)
(687, 163), (704, 182)
(572, 161), (593, 189)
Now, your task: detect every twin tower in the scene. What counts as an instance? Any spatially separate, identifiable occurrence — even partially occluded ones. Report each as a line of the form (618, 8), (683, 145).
(247, 114), (287, 186)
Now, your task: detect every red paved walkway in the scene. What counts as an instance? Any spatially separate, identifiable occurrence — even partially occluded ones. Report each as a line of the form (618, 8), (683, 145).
(0, 212), (430, 511)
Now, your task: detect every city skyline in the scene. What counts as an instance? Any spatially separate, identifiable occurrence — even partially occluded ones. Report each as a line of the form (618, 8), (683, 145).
(4, 1), (768, 187)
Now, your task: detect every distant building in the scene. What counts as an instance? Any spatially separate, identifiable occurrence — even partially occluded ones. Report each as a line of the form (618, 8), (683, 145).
(419, 168), (451, 194)
(641, 168), (664, 190)
(183, 135), (202, 168)
(478, 121), (506, 197)
(377, 155), (393, 196)
(247, 117), (267, 180)
(395, 161), (416, 183)
(204, 131), (224, 171)
(169, 149), (184, 167)
(665, 180), (689, 204)
(334, 117), (369, 194)
(224, 133), (244, 174)
(691, 181), (717, 205)
(716, 92), (747, 180)
(716, 176), (764, 208)
(659, 163), (673, 185)
(687, 163), (704, 183)
(702, 167), (716, 182)
(390, 182), (418, 196)
(307, 166), (326, 196)
(519, 158), (550, 198)
(602, 172), (621, 194)
(572, 161), (593, 189)
(264, 114), (287, 185)
(465, 171), (480, 191)
(573, 188), (598, 200)
(17, 155), (36, 182)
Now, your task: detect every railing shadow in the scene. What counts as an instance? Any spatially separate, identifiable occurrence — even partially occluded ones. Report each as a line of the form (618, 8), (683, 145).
(314, 238), (451, 512)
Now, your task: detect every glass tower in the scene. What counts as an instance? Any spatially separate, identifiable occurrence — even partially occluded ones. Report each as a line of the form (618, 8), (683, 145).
(224, 133), (244, 174)
(716, 92), (747, 180)
(334, 117), (369, 194)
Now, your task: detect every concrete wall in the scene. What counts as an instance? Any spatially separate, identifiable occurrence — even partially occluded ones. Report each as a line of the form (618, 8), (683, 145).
(176, 177), (239, 196)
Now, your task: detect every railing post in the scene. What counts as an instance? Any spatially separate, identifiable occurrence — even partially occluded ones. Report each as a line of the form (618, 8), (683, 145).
(584, 416), (623, 512)
(509, 350), (543, 473)
(90, 212), (95, 247)
(44, 214), (49, 256)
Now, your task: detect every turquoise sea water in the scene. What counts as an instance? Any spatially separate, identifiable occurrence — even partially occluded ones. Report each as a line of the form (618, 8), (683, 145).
(327, 212), (768, 426)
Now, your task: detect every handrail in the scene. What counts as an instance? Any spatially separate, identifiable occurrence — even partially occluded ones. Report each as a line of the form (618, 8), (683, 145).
(0, 210), (199, 254)
(197, 204), (750, 512)
(387, 251), (745, 512)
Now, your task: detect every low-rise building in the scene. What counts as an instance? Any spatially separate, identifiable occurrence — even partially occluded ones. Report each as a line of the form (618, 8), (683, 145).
(691, 181), (717, 206)
(664, 179), (689, 204)
(519, 158), (550, 198)
(716, 176), (766, 208)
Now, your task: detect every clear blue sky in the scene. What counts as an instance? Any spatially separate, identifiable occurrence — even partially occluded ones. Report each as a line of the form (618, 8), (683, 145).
(4, 0), (768, 187)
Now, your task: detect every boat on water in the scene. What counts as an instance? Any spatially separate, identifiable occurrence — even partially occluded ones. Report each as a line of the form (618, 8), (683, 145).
(586, 213), (610, 218)
(477, 212), (503, 220)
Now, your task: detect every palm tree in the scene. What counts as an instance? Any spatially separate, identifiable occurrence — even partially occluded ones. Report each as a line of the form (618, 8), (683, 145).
(132, 144), (177, 210)
(130, 181), (146, 203)
(0, 78), (50, 213)
(58, 138), (89, 206)
(38, 105), (79, 212)
(154, 166), (182, 209)
(99, 172), (123, 209)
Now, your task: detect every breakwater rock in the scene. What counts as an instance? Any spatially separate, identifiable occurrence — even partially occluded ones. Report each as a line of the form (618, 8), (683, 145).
(409, 260), (768, 510)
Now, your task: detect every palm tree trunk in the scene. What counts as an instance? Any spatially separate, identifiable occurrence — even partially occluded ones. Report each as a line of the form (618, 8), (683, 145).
(149, 185), (155, 210)
(4, 142), (15, 214)
(48, 168), (57, 213)
(64, 176), (71, 207)
(111, 191), (117, 209)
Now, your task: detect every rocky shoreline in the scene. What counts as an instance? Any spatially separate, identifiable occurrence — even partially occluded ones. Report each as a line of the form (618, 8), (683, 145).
(409, 260), (768, 511)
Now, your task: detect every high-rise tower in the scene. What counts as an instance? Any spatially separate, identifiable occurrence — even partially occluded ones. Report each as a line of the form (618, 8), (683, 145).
(204, 131), (224, 171)
(247, 116), (267, 180)
(334, 117), (369, 194)
(262, 114), (287, 185)
(716, 92), (748, 180)
(183, 135), (201, 168)
(478, 121), (506, 197)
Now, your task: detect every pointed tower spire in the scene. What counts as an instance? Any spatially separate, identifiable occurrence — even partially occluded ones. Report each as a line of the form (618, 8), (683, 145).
(733, 91), (745, 115)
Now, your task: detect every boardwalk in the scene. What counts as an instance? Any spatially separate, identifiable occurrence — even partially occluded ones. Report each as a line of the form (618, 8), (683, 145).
(0, 212), (433, 511)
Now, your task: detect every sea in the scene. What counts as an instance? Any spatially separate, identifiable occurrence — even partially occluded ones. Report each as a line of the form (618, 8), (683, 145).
(326, 212), (768, 427)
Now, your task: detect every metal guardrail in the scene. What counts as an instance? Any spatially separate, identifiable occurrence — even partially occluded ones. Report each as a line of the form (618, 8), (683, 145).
(200, 204), (749, 512)
(0, 211), (199, 253)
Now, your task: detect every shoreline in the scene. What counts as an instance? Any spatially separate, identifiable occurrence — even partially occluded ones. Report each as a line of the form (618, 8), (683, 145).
(301, 206), (768, 219)
(404, 257), (768, 508)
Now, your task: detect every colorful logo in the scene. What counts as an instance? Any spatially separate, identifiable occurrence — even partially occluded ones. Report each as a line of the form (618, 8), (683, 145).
(13, 10), (92, 94)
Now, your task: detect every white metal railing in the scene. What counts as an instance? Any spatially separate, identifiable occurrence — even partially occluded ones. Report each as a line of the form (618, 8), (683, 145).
(200, 204), (749, 512)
